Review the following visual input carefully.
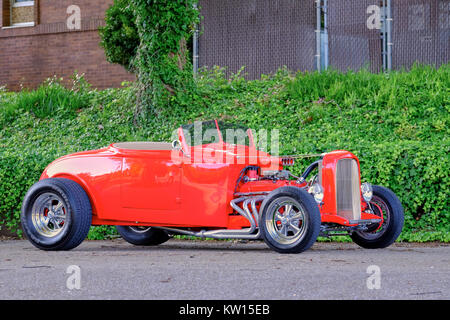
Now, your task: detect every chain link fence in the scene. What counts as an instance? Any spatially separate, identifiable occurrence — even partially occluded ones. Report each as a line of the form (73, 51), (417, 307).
(197, 0), (449, 78)
(391, 0), (450, 69)
(198, 0), (317, 79)
(327, 0), (383, 73)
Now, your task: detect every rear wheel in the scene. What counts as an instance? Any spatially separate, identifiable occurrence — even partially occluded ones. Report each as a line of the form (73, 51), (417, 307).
(116, 226), (170, 246)
(21, 178), (92, 251)
(351, 185), (404, 249)
(259, 187), (321, 254)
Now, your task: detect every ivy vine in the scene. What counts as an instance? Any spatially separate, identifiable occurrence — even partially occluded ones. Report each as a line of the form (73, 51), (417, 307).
(131, 0), (199, 120)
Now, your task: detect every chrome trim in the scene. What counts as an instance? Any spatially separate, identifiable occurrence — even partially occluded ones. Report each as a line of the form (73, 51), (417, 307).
(234, 191), (270, 196)
(349, 219), (382, 225)
(318, 160), (323, 185)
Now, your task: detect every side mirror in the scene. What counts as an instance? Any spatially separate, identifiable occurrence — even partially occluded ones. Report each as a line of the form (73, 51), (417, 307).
(172, 140), (182, 150)
(172, 140), (190, 158)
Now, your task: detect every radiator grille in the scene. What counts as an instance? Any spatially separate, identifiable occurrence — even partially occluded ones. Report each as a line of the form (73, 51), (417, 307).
(335, 159), (361, 221)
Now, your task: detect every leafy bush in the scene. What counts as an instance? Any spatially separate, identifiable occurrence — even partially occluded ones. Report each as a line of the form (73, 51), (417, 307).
(99, 0), (200, 124)
(0, 65), (448, 242)
(99, 0), (139, 71)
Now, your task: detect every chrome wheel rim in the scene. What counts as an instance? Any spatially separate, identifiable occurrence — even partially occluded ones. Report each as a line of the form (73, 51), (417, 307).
(129, 226), (152, 233)
(31, 193), (68, 238)
(265, 197), (308, 245)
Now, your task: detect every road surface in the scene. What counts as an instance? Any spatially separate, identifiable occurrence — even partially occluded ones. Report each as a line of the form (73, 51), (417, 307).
(0, 239), (448, 300)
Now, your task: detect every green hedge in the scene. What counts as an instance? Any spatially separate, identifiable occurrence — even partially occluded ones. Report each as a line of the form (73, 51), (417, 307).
(0, 65), (449, 241)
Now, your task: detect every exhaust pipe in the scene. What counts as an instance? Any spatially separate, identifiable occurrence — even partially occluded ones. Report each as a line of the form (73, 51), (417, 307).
(154, 196), (266, 240)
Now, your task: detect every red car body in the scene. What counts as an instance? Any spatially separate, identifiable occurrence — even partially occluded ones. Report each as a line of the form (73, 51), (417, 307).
(40, 135), (379, 230)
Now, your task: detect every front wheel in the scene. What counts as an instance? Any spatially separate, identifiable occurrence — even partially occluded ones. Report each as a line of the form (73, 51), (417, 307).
(351, 185), (404, 249)
(116, 226), (170, 246)
(259, 187), (321, 254)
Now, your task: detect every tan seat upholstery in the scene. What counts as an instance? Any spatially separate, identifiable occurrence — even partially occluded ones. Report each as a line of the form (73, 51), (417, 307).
(113, 142), (173, 151)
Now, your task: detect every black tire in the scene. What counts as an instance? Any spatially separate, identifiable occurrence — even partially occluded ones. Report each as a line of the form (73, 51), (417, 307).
(259, 186), (321, 254)
(21, 178), (92, 251)
(351, 185), (404, 249)
(116, 226), (170, 246)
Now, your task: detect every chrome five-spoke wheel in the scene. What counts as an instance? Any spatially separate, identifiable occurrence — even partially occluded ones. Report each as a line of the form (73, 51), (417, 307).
(31, 193), (68, 238)
(265, 198), (309, 246)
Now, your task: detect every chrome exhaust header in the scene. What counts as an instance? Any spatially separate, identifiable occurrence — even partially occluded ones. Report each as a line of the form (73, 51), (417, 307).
(153, 196), (266, 240)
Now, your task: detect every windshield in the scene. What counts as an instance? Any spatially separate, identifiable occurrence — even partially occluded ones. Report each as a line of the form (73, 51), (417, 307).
(218, 122), (252, 146)
(181, 121), (252, 147)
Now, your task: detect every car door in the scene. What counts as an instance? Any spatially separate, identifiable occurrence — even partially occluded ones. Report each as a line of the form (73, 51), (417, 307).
(121, 150), (181, 211)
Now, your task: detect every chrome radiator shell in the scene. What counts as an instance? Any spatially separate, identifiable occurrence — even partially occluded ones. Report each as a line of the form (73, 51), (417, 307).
(335, 158), (361, 221)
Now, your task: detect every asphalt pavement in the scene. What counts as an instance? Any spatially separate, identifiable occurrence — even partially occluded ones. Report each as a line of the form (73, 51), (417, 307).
(0, 239), (448, 300)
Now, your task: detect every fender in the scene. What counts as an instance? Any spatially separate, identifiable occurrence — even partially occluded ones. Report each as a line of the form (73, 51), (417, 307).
(42, 172), (100, 217)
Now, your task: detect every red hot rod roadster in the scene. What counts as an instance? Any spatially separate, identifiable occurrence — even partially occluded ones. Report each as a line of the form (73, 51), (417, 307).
(21, 120), (404, 253)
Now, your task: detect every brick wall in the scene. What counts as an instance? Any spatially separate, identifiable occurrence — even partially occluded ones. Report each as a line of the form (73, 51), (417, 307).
(0, 0), (135, 90)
